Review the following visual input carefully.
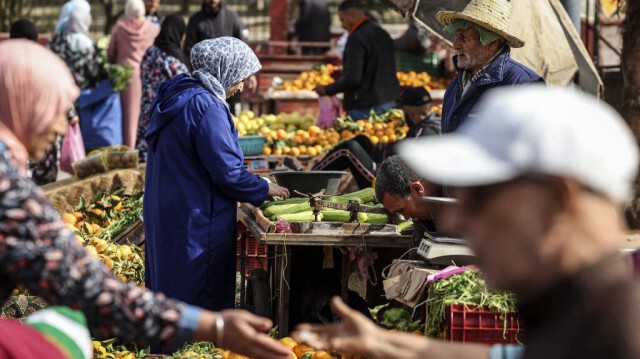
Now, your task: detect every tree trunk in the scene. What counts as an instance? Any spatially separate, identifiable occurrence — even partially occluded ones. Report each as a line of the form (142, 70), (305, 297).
(621, 0), (640, 228)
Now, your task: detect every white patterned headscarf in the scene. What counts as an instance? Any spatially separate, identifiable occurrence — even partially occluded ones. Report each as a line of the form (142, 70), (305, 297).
(191, 37), (262, 103)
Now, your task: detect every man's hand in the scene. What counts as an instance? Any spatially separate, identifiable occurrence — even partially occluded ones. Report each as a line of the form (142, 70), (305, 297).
(292, 297), (382, 358)
(268, 182), (290, 199)
(193, 310), (291, 359)
(315, 85), (327, 97)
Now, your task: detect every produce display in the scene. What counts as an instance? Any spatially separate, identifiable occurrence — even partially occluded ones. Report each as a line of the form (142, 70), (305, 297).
(277, 65), (447, 92)
(424, 268), (518, 339)
(233, 109), (410, 157)
(60, 188), (145, 285)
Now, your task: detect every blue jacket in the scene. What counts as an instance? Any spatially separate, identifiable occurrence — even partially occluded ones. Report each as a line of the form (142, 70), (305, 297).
(143, 74), (268, 311)
(441, 47), (544, 133)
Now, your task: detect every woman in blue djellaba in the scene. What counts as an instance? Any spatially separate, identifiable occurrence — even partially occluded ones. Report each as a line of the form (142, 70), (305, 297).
(144, 37), (289, 314)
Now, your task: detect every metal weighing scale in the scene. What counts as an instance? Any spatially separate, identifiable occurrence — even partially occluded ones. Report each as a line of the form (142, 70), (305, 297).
(417, 197), (475, 266)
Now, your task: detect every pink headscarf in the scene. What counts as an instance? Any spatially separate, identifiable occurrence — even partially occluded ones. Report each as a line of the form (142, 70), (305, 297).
(0, 40), (79, 171)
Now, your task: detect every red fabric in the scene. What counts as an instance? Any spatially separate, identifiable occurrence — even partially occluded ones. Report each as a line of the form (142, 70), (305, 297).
(0, 320), (66, 359)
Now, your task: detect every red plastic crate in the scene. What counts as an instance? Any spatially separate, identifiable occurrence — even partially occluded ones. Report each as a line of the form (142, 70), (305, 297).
(447, 304), (524, 345)
(236, 235), (268, 272)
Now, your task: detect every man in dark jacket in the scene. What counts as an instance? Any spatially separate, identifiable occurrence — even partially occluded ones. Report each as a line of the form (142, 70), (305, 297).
(184, 0), (257, 109)
(315, 0), (400, 120)
(438, 0), (543, 133)
(292, 0), (331, 55)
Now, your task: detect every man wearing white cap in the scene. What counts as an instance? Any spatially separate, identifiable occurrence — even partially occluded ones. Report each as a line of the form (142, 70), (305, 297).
(292, 86), (640, 359)
(439, 0), (543, 133)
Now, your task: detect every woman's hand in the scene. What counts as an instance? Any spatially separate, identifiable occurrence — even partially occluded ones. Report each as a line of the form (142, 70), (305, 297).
(268, 183), (290, 199)
(194, 310), (292, 359)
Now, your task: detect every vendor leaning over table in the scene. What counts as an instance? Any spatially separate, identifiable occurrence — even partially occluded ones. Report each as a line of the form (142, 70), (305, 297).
(314, 0), (400, 120)
(374, 155), (440, 249)
(144, 38), (289, 322)
(0, 40), (292, 359)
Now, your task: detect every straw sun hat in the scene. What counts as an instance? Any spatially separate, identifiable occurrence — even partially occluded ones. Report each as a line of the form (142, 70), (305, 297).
(436, 0), (524, 48)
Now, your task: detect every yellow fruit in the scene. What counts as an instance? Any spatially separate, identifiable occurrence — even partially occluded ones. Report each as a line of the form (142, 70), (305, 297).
(220, 350), (230, 359)
(312, 351), (333, 359)
(380, 135), (390, 143)
(102, 256), (114, 270)
(370, 136), (380, 145)
(298, 145), (307, 154)
(314, 145), (323, 154)
(116, 274), (128, 282)
(279, 337), (298, 350)
(116, 351), (136, 359)
(290, 147), (301, 156)
(73, 211), (84, 221)
(85, 245), (99, 258)
(61, 213), (77, 225)
(307, 147), (318, 157)
(308, 125), (322, 137)
(117, 245), (132, 260)
(227, 352), (249, 359)
(282, 146), (291, 155)
(74, 235), (85, 245)
(262, 146), (272, 155)
(94, 239), (109, 253)
(340, 130), (354, 139)
(294, 344), (314, 358)
(273, 148), (283, 156)
(66, 223), (78, 233)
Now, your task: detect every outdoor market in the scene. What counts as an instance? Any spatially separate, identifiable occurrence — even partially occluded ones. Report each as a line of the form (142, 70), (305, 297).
(0, 0), (638, 359)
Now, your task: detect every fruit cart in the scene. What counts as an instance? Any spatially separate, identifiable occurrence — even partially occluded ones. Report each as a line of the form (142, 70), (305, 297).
(236, 202), (411, 336)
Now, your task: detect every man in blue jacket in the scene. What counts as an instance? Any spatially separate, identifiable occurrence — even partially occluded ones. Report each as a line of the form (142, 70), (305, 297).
(438, 0), (544, 133)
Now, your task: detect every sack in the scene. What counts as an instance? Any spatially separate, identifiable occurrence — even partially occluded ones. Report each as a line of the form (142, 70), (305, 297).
(76, 80), (122, 152)
(59, 123), (86, 175)
(316, 96), (341, 129)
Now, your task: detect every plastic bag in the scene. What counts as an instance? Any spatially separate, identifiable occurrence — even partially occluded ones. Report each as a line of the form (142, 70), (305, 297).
(60, 123), (86, 175)
(316, 95), (341, 129)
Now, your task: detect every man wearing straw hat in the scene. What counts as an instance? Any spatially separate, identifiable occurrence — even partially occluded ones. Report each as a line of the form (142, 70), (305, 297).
(438, 0), (543, 133)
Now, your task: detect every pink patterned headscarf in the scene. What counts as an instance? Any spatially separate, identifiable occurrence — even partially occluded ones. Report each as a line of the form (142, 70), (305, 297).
(0, 40), (79, 171)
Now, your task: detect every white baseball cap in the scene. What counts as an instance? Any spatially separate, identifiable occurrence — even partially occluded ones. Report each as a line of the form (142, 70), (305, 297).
(398, 86), (639, 204)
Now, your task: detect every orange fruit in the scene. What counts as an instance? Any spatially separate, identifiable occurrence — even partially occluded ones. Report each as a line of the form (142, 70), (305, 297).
(276, 129), (288, 140)
(282, 146), (291, 155)
(85, 245), (99, 258)
(294, 344), (314, 358)
(312, 351), (333, 359)
(314, 145), (323, 154)
(369, 136), (380, 145)
(273, 148), (283, 155)
(116, 274), (128, 282)
(373, 123), (384, 131)
(380, 135), (389, 143)
(279, 337), (298, 350)
(61, 213), (77, 225)
(227, 352), (249, 359)
(298, 145), (307, 154)
(307, 147), (318, 157)
(340, 130), (354, 139)
(388, 134), (397, 142)
(116, 351), (136, 359)
(262, 146), (272, 155)
(308, 125), (322, 137)
(384, 128), (395, 137)
(66, 223), (78, 233)
(290, 147), (301, 156)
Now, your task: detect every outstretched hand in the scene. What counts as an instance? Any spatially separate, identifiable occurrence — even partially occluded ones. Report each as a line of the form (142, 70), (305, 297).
(220, 310), (292, 359)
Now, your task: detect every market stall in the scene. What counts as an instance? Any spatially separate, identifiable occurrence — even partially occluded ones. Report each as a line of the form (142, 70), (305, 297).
(236, 186), (412, 336)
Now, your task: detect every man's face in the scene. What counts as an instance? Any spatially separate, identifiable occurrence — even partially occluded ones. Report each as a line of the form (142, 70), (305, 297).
(381, 183), (431, 221)
(402, 104), (432, 126)
(442, 178), (559, 293)
(453, 27), (496, 72)
(144, 0), (160, 13)
(338, 10), (352, 31)
(203, 0), (221, 12)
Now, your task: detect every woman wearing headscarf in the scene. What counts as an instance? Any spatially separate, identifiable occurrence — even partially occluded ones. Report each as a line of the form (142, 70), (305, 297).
(48, 4), (98, 90)
(0, 40), (292, 359)
(144, 38), (290, 318)
(137, 14), (190, 162)
(108, 0), (160, 149)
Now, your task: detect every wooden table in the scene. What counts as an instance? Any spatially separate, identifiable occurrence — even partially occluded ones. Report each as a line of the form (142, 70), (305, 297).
(237, 203), (410, 336)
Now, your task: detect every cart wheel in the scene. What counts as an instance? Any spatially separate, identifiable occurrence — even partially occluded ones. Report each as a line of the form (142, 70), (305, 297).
(247, 268), (271, 318)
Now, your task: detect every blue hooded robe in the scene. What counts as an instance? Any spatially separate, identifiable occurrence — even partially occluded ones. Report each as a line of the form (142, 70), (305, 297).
(143, 73), (268, 311)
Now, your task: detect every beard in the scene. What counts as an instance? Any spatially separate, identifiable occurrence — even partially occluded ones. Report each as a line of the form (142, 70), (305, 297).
(455, 44), (494, 70)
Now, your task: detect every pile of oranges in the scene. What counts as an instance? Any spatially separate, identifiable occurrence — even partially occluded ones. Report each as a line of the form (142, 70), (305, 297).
(280, 64), (339, 92)
(279, 337), (361, 359)
(257, 109), (410, 157)
(278, 64), (446, 93)
(396, 70), (448, 90)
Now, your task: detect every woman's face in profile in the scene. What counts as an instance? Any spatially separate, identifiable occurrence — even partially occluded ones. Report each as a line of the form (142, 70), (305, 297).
(226, 81), (245, 98)
(27, 113), (68, 160)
